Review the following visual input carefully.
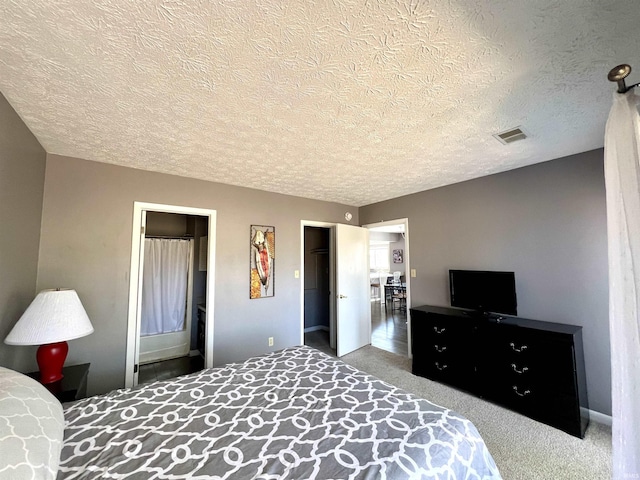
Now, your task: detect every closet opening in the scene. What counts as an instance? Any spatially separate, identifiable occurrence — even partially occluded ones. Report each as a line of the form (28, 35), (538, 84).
(303, 225), (334, 356)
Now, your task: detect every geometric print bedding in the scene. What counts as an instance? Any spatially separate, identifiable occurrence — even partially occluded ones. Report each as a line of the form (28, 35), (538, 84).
(0, 366), (65, 480)
(59, 346), (501, 479)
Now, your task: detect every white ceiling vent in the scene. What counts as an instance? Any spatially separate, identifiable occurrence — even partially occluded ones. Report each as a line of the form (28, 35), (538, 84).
(493, 127), (528, 145)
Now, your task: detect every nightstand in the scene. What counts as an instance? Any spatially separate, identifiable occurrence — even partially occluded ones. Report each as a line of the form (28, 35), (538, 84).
(27, 363), (89, 403)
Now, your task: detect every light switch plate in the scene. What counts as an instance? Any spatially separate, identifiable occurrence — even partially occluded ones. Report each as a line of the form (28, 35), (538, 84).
(411, 269), (417, 278)
(294, 270), (300, 278)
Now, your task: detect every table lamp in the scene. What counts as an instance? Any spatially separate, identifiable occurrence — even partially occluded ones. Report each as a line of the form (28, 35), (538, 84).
(4, 288), (94, 384)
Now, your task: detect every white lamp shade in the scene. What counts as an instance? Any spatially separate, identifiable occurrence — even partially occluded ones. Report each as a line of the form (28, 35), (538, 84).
(4, 289), (94, 346)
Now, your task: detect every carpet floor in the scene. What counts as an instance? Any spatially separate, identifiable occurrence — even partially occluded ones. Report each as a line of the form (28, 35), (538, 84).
(340, 345), (611, 480)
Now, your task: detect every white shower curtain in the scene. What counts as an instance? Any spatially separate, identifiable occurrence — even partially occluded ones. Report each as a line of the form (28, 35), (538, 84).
(604, 89), (640, 478)
(141, 238), (191, 336)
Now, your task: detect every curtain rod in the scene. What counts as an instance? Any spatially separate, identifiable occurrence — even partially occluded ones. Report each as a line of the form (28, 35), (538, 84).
(608, 64), (639, 93)
(145, 235), (194, 240)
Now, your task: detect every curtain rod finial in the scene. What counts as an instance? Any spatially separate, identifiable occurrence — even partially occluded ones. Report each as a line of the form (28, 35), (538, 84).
(609, 64), (632, 93)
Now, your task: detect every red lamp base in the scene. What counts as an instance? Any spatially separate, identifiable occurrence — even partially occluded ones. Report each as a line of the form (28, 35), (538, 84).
(36, 341), (69, 384)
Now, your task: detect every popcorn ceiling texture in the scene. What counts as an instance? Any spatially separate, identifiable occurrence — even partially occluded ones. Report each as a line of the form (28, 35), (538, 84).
(0, 1), (637, 206)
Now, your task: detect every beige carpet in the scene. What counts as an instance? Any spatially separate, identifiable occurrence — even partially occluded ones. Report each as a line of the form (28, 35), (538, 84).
(340, 345), (611, 480)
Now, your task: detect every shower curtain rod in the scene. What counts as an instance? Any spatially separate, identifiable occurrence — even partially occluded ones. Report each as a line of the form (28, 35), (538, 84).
(608, 64), (639, 93)
(145, 235), (194, 240)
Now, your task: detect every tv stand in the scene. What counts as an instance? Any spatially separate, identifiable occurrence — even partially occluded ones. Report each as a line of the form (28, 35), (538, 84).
(410, 305), (589, 438)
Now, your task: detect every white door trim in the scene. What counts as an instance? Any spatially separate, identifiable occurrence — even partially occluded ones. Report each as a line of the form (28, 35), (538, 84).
(362, 218), (412, 358)
(126, 202), (217, 388)
(300, 221), (336, 349)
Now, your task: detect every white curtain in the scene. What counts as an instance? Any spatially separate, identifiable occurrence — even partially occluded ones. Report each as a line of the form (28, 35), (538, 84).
(141, 238), (191, 336)
(604, 89), (640, 479)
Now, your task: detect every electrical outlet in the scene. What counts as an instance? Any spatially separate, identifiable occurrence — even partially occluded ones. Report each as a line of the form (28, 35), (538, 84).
(268, 337), (274, 346)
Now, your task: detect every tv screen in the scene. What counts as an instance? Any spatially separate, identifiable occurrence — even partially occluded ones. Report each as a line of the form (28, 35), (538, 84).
(449, 270), (517, 316)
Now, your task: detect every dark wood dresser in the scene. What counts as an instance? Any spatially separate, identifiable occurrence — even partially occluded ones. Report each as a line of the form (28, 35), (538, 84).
(410, 305), (589, 438)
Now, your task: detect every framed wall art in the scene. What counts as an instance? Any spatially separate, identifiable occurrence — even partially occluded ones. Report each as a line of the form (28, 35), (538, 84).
(250, 225), (275, 299)
(393, 249), (404, 264)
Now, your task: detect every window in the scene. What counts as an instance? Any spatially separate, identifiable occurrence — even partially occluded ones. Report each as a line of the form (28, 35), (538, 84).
(370, 243), (390, 271)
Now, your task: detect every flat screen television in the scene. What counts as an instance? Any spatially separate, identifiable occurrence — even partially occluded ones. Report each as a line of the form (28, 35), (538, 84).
(449, 270), (517, 316)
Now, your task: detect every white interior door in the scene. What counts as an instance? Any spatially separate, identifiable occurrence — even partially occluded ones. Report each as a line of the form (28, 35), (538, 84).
(336, 224), (371, 357)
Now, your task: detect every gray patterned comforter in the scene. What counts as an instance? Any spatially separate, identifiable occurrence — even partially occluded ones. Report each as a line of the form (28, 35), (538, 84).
(59, 346), (501, 479)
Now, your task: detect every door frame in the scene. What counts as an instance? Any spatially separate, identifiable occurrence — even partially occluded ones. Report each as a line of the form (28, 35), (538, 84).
(362, 218), (412, 358)
(300, 221), (336, 349)
(125, 202), (217, 387)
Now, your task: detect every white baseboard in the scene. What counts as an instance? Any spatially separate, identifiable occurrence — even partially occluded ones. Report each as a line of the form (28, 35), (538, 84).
(304, 325), (329, 333)
(588, 409), (612, 426)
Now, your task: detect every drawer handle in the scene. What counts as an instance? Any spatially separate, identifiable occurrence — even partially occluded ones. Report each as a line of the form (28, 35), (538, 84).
(435, 362), (448, 371)
(435, 345), (447, 353)
(511, 363), (529, 374)
(434, 327), (446, 334)
(512, 386), (531, 397)
(509, 342), (528, 353)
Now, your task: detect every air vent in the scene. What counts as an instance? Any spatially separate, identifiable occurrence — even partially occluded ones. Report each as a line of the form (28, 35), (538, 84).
(493, 126), (528, 145)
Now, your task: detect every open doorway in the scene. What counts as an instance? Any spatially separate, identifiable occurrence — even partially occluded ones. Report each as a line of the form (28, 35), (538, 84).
(126, 202), (217, 388)
(136, 212), (206, 385)
(365, 219), (411, 357)
(300, 220), (371, 358)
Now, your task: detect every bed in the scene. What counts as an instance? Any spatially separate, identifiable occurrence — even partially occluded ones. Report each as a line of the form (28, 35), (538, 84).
(1, 346), (501, 479)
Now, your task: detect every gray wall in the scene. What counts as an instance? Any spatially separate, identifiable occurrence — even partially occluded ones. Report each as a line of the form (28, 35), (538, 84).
(0, 94), (46, 370)
(37, 154), (358, 395)
(360, 149), (610, 416)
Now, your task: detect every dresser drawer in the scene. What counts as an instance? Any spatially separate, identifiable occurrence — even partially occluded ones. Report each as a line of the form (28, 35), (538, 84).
(483, 325), (577, 393)
(413, 313), (474, 348)
(413, 350), (475, 389)
(412, 313), (477, 390)
(489, 379), (581, 434)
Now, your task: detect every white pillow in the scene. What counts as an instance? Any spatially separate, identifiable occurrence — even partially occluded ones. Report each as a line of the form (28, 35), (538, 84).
(0, 366), (65, 480)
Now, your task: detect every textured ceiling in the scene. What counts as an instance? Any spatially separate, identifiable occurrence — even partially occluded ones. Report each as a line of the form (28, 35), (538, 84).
(1, 1), (638, 206)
